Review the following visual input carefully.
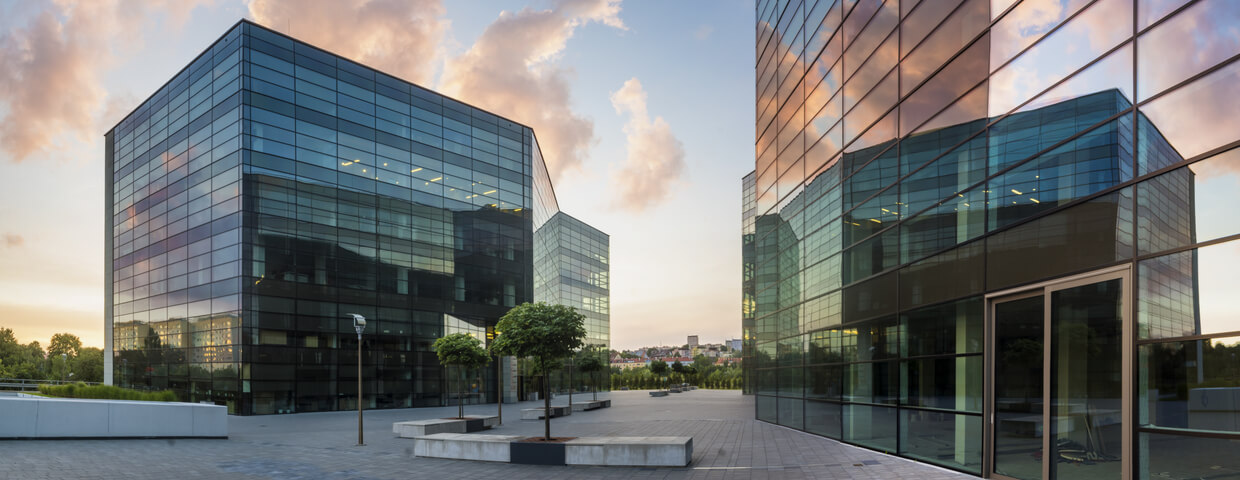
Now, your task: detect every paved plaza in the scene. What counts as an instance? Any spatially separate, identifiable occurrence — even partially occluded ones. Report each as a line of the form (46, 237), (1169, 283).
(0, 390), (975, 479)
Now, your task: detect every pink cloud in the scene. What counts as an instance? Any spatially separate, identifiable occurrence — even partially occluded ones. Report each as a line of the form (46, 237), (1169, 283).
(609, 77), (686, 212)
(0, 1), (211, 162)
(440, 0), (625, 182)
(247, 0), (448, 86)
(2, 234), (22, 248)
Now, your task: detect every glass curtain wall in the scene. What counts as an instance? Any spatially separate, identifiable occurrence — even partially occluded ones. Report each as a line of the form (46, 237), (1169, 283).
(752, 0), (1240, 476)
(109, 20), (545, 415)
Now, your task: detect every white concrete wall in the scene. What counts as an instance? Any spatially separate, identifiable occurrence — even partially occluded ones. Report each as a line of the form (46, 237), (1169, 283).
(0, 397), (227, 438)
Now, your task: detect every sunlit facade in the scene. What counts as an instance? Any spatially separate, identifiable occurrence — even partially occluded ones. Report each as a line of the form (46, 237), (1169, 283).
(533, 211), (610, 396)
(105, 20), (593, 415)
(751, 0), (1240, 478)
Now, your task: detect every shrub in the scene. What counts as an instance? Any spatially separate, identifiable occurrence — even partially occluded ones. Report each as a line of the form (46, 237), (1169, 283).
(37, 383), (179, 402)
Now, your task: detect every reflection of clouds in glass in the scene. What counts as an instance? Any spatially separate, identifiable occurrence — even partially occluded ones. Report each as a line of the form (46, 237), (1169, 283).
(1197, 240), (1240, 335)
(1137, 1), (1240, 100)
(1015, 43), (1131, 114)
(990, 0), (1088, 69)
(1188, 149), (1240, 243)
(989, 0), (1131, 116)
(1137, 0), (1191, 29)
(1141, 61), (1240, 160)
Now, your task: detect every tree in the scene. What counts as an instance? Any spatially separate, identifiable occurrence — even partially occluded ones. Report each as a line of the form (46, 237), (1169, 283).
(577, 349), (605, 401)
(490, 302), (586, 441)
(432, 333), (491, 419)
(48, 333), (82, 358)
(650, 360), (669, 391)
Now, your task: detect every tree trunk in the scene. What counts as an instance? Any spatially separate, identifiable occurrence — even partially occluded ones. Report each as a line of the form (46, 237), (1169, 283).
(543, 370), (551, 440)
(592, 372), (597, 401)
(458, 366), (464, 419)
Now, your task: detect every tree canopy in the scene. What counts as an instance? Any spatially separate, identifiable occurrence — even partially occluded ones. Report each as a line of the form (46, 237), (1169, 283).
(490, 302), (586, 440)
(490, 302), (586, 374)
(432, 333), (490, 370)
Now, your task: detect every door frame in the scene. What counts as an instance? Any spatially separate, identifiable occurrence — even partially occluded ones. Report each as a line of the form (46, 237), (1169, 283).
(983, 265), (1132, 480)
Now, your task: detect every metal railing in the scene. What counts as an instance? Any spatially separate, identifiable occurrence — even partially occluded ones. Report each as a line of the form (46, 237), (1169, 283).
(0, 378), (103, 391)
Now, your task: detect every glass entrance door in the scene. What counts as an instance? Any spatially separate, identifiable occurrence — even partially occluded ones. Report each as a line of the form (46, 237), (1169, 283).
(987, 268), (1131, 480)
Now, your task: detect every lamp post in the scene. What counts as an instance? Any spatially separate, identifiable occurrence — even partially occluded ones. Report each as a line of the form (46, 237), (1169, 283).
(348, 313), (366, 446)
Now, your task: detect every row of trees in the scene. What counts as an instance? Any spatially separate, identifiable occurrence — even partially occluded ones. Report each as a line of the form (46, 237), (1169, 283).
(610, 356), (744, 390)
(0, 328), (103, 383)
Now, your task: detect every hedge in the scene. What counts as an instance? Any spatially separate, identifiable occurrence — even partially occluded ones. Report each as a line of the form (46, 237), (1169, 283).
(37, 383), (177, 402)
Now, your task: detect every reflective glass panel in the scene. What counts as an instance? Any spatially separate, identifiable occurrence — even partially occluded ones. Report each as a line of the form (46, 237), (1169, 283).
(1137, 148), (1240, 254)
(992, 295), (1044, 480)
(989, 0), (1132, 116)
(899, 411), (983, 473)
(1139, 59), (1240, 162)
(1137, 0), (1240, 100)
(1138, 239), (1240, 339)
(1140, 335), (1240, 433)
(843, 404), (899, 450)
(989, 0), (1092, 71)
(1140, 431), (1240, 479)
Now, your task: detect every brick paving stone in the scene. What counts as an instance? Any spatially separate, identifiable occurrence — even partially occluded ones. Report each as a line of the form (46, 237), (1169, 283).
(0, 390), (977, 480)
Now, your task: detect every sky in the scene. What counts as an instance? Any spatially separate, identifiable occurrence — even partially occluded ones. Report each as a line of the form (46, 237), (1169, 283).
(0, 0), (755, 351)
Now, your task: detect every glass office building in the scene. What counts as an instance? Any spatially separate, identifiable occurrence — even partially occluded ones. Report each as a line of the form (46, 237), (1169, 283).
(533, 211), (611, 396)
(751, 0), (1240, 478)
(105, 20), (592, 415)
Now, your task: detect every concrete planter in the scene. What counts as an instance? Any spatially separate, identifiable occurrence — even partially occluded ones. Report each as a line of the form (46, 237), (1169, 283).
(509, 439), (567, 465)
(0, 396), (226, 439)
(520, 405), (571, 420)
(412, 433), (693, 467)
(393, 415), (498, 438)
(413, 433), (522, 462)
(566, 437), (693, 467)
(570, 399), (611, 411)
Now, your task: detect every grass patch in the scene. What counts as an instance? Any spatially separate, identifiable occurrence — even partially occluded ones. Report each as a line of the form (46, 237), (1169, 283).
(37, 383), (177, 402)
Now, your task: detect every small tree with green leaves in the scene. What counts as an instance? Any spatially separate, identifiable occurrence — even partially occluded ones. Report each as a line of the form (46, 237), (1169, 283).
(432, 333), (490, 419)
(577, 350), (605, 401)
(491, 302), (586, 440)
(650, 360), (669, 392)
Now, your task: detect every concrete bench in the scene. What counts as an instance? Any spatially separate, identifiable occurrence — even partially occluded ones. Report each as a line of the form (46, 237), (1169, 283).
(565, 436), (693, 467)
(413, 433), (524, 462)
(521, 406), (571, 420)
(0, 397), (226, 438)
(570, 399), (611, 411)
(394, 415), (500, 438)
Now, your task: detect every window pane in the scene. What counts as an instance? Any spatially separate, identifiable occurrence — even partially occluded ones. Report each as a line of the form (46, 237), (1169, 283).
(987, 188), (1134, 290)
(902, 356), (983, 411)
(1139, 59), (1240, 162)
(843, 404), (898, 450)
(901, 34), (989, 136)
(1140, 431), (1240, 480)
(902, 0), (989, 96)
(806, 400), (843, 438)
(988, 116), (1133, 232)
(1141, 335), (1240, 432)
(1137, 148), (1240, 254)
(1137, 1), (1240, 100)
(1138, 240), (1240, 339)
(901, 297), (983, 357)
(900, 410), (983, 474)
(989, 0), (1132, 116)
(990, 0), (1092, 72)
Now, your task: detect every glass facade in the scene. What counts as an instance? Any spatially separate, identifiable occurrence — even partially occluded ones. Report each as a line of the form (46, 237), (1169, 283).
(752, 0), (1240, 477)
(533, 211), (610, 396)
(105, 20), (595, 415)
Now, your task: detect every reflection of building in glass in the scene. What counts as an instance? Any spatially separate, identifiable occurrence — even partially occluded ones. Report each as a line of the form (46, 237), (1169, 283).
(750, 0), (1240, 473)
(741, 171), (756, 394)
(105, 20), (602, 415)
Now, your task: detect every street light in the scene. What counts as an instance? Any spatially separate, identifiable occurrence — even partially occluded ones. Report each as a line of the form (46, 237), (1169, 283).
(348, 313), (366, 446)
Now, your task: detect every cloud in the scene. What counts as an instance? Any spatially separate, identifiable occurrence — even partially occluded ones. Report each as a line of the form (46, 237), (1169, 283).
(247, 0), (448, 86)
(0, 1), (209, 163)
(440, 0), (625, 182)
(2, 234), (22, 247)
(609, 77), (686, 212)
